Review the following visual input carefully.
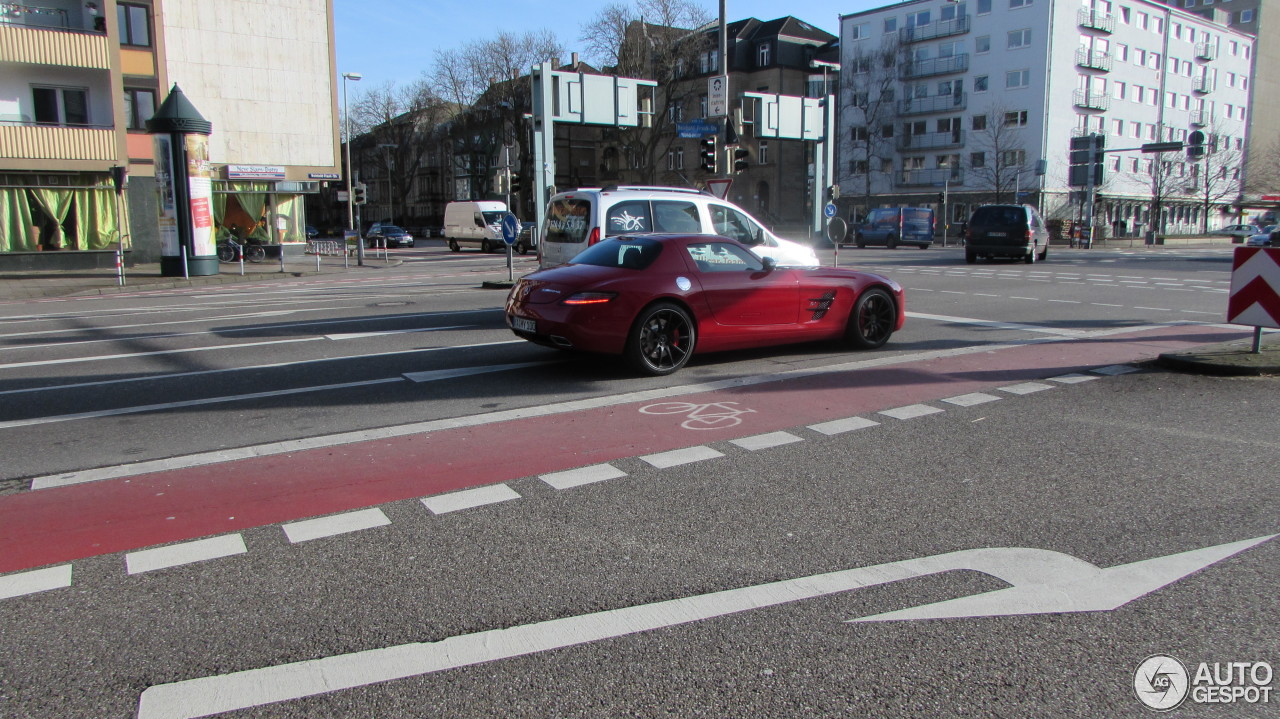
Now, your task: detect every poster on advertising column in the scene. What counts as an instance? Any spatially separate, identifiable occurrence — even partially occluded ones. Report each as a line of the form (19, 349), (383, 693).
(153, 135), (179, 257)
(185, 134), (215, 257)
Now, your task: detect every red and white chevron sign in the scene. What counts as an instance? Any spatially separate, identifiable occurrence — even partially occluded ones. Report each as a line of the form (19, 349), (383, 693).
(1227, 247), (1280, 328)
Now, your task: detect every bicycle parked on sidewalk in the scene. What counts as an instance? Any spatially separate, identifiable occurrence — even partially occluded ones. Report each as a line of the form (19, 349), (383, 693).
(217, 236), (267, 263)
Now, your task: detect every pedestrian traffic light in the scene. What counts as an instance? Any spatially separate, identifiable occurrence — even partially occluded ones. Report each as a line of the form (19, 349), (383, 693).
(352, 183), (367, 205)
(937, 192), (945, 203)
(1187, 130), (1206, 159)
(700, 136), (718, 173)
(732, 147), (749, 173)
(509, 171), (522, 195)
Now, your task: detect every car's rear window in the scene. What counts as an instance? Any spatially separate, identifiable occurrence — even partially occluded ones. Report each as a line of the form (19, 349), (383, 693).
(570, 238), (662, 270)
(970, 206), (1026, 226)
(544, 198), (592, 244)
(902, 208), (932, 223)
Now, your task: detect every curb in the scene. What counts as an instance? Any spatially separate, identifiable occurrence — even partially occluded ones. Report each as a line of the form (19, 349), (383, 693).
(1155, 336), (1280, 377)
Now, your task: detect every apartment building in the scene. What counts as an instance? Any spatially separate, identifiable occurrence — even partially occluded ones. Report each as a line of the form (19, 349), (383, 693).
(838, 0), (1255, 234)
(1, 0), (341, 268)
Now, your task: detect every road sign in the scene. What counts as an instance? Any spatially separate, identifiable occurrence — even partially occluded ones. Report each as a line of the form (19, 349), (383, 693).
(706, 178), (732, 200)
(1228, 247), (1280, 329)
(501, 213), (520, 246)
(824, 203), (837, 219)
(708, 75), (728, 118)
(677, 120), (716, 139)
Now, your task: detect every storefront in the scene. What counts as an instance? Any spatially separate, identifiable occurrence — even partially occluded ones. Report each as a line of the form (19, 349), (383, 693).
(0, 172), (129, 255)
(214, 166), (314, 251)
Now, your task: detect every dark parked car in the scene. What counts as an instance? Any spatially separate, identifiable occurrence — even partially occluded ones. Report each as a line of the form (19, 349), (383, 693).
(964, 204), (1050, 264)
(305, 225), (319, 239)
(515, 222), (537, 255)
(365, 224), (413, 248)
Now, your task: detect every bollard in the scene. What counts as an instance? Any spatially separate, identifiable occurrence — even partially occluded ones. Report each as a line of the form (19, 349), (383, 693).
(316, 251), (321, 271)
(279, 246), (285, 273)
(115, 248), (125, 286)
(181, 246), (189, 278)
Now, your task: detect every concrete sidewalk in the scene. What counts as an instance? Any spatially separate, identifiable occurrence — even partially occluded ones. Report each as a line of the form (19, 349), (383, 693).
(0, 254), (402, 301)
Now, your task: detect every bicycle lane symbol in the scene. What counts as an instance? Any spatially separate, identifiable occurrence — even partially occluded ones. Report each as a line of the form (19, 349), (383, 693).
(638, 401), (756, 430)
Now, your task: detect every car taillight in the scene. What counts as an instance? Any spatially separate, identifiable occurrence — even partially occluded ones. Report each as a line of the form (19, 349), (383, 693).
(1026, 229), (1033, 242)
(587, 227), (601, 246)
(563, 291), (616, 305)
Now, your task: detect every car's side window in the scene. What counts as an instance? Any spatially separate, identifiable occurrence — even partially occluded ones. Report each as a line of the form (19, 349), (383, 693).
(651, 201), (701, 233)
(606, 201), (653, 234)
(709, 205), (760, 245)
(687, 242), (764, 272)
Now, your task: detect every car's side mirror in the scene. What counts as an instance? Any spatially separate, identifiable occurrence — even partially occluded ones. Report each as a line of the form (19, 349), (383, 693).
(761, 256), (778, 272)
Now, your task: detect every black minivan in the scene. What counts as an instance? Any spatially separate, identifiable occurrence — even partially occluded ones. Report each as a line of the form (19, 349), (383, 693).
(964, 204), (1050, 264)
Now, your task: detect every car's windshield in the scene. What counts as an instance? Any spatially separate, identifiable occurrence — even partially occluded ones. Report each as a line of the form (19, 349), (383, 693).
(570, 238), (662, 270)
(381, 226), (404, 233)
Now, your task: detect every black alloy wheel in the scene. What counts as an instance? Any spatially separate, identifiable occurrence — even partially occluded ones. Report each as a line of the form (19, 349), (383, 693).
(627, 303), (696, 376)
(847, 288), (895, 349)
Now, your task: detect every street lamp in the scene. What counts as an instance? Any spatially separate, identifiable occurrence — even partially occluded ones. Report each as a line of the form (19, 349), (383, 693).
(342, 71), (362, 264)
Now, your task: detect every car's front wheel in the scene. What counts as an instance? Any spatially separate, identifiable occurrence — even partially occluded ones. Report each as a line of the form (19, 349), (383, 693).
(846, 288), (895, 349)
(626, 302), (696, 376)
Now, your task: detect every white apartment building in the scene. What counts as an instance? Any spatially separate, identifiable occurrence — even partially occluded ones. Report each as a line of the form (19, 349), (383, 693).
(838, 0), (1255, 235)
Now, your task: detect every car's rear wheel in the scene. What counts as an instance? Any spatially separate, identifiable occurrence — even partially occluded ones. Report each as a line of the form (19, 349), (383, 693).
(965, 250), (976, 264)
(1024, 244), (1037, 264)
(847, 288), (895, 349)
(1039, 244), (1049, 261)
(626, 302), (695, 376)
(886, 234), (898, 249)
(481, 240), (494, 253)
(855, 233), (866, 249)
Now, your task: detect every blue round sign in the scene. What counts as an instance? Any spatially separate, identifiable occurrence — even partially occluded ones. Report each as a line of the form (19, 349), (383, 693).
(824, 203), (837, 218)
(501, 213), (520, 245)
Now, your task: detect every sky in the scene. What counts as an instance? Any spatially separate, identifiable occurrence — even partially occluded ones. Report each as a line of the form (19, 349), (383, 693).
(333, 0), (866, 92)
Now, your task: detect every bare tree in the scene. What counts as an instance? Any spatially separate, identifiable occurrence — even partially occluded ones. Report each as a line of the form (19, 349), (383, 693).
(579, 0), (712, 183)
(1243, 132), (1280, 206)
(840, 37), (903, 220)
(967, 103), (1035, 204)
(1187, 123), (1246, 232)
(349, 79), (451, 225)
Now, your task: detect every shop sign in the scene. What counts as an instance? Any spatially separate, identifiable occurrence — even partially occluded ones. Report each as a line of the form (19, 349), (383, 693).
(227, 164), (286, 180)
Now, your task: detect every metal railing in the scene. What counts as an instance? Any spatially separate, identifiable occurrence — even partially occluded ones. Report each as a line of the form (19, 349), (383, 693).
(1075, 47), (1113, 71)
(1195, 42), (1217, 61)
(900, 53), (969, 80)
(900, 15), (970, 44)
(0, 3), (84, 30)
(1077, 8), (1116, 33)
(1193, 74), (1216, 93)
(1073, 90), (1110, 111)
(898, 92), (967, 116)
(897, 130), (965, 151)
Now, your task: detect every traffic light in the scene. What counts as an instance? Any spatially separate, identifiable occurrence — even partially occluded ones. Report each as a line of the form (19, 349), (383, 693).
(732, 147), (749, 173)
(509, 171), (522, 194)
(937, 192), (945, 203)
(1187, 130), (1206, 159)
(1068, 134), (1105, 187)
(352, 183), (367, 205)
(826, 184), (840, 202)
(700, 136), (717, 173)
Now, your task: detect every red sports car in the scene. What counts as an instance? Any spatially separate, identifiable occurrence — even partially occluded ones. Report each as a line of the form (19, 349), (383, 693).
(506, 234), (905, 375)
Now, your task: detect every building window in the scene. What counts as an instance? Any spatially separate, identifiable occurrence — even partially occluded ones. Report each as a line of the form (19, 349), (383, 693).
(124, 87), (156, 131)
(1010, 0), (1031, 8)
(850, 159), (869, 174)
(850, 23), (870, 40)
(978, 0), (992, 13)
(757, 42), (771, 66)
(758, 141), (769, 164)
(907, 10), (931, 27)
(1006, 70), (1030, 88)
(884, 17), (897, 33)
(974, 75), (989, 92)
(972, 114), (987, 130)
(1008, 29), (1031, 49)
(976, 36), (991, 53)
(971, 152), (986, 168)
(1003, 110), (1029, 127)
(118, 3), (151, 47)
(1238, 9), (1254, 22)
(33, 86), (89, 125)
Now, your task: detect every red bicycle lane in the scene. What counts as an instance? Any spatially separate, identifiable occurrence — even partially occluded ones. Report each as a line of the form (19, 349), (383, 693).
(0, 324), (1243, 575)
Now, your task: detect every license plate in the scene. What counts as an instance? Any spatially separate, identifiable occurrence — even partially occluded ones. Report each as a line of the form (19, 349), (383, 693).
(512, 316), (536, 332)
(988, 231), (1007, 237)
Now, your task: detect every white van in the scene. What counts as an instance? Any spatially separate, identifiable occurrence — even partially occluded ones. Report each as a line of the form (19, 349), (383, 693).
(443, 201), (508, 253)
(538, 186), (818, 269)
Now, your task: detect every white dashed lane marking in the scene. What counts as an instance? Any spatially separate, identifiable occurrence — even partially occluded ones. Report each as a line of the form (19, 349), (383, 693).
(807, 416), (881, 435)
(941, 392), (1002, 407)
(641, 446), (725, 469)
(0, 565), (72, 600)
(540, 464), (628, 490)
(282, 508), (391, 544)
(125, 535), (248, 575)
(998, 382), (1056, 395)
(878, 404), (945, 420)
(731, 431), (804, 451)
(421, 484), (521, 514)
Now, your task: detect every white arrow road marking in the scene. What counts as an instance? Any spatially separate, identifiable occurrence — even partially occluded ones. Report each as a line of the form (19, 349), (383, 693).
(134, 535), (1275, 719)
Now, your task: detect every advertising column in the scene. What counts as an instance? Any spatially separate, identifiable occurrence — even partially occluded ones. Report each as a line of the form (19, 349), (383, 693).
(147, 85), (217, 276)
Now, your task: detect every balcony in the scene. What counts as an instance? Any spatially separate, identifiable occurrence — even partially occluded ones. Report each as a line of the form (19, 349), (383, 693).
(0, 21), (111, 69)
(897, 130), (965, 151)
(1073, 89), (1110, 111)
(1077, 8), (1115, 33)
(899, 15), (970, 44)
(1075, 47), (1113, 72)
(1195, 42), (1217, 61)
(1193, 75), (1216, 94)
(0, 121), (117, 162)
(898, 92), (967, 116)
(896, 167), (963, 188)
(900, 53), (969, 80)
(1189, 110), (1210, 127)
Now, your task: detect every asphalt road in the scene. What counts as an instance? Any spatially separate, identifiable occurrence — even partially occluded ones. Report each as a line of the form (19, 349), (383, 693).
(0, 244), (1275, 718)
